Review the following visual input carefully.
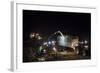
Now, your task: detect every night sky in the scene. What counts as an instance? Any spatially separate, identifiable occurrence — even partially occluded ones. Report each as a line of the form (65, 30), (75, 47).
(23, 10), (91, 41)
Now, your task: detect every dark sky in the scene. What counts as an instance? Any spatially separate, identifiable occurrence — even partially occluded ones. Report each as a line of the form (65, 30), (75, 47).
(23, 10), (91, 40)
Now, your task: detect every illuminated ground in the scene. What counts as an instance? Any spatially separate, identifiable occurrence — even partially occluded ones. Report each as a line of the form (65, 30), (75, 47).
(23, 47), (90, 62)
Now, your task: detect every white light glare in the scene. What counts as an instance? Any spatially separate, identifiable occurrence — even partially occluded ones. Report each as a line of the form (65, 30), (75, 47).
(84, 45), (88, 49)
(84, 40), (88, 44)
(53, 47), (57, 52)
(48, 41), (51, 45)
(43, 49), (46, 53)
(30, 33), (35, 38)
(58, 36), (67, 47)
(52, 41), (56, 45)
(38, 36), (42, 40)
(43, 42), (47, 45)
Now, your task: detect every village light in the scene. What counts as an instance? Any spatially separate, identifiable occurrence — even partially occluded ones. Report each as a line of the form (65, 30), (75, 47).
(84, 45), (88, 49)
(43, 42), (47, 45)
(84, 40), (88, 44)
(52, 41), (56, 45)
(30, 33), (35, 38)
(37, 36), (42, 40)
(36, 33), (39, 36)
(53, 47), (57, 52)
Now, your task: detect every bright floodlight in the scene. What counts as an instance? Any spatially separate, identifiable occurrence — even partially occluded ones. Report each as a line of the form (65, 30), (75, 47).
(58, 36), (67, 47)
(48, 41), (51, 45)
